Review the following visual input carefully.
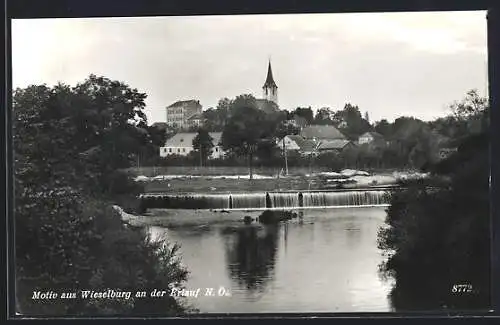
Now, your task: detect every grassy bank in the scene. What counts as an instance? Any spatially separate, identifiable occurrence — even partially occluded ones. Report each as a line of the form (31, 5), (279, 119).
(125, 166), (329, 177)
(142, 174), (398, 193)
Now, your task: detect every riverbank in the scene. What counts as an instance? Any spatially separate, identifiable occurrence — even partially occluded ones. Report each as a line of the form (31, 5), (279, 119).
(113, 205), (389, 229)
(114, 205), (260, 228)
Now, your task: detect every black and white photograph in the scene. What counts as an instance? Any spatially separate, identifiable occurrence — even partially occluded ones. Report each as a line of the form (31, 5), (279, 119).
(11, 10), (491, 316)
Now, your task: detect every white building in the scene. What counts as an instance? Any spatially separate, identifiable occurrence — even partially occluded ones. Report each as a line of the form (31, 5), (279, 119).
(160, 132), (224, 159)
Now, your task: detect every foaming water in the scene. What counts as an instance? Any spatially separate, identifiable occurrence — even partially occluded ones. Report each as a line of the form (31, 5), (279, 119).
(141, 190), (390, 210)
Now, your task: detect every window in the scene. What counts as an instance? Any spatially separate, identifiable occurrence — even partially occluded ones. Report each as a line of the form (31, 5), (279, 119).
(215, 148), (218, 152)
(183, 148), (186, 153)
(169, 148), (172, 153)
(163, 148), (167, 153)
(177, 149), (180, 153)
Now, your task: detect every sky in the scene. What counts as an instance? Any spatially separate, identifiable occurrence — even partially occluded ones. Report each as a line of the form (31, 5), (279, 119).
(12, 11), (488, 124)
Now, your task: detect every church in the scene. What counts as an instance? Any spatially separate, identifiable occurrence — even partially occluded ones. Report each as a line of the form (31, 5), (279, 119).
(255, 60), (280, 113)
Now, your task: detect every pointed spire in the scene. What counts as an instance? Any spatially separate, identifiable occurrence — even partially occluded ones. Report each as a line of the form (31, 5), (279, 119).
(263, 58), (277, 89)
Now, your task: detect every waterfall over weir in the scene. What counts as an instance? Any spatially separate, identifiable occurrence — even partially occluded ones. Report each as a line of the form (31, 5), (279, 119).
(140, 190), (390, 210)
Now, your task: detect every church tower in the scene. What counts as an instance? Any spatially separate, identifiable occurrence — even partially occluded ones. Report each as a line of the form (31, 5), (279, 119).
(262, 59), (278, 105)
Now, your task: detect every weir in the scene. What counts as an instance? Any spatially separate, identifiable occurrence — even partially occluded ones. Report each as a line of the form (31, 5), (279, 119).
(139, 189), (391, 210)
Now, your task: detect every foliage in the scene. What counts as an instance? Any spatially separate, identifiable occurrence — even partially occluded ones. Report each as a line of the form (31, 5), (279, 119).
(221, 94), (282, 178)
(202, 98), (232, 132)
(192, 128), (214, 166)
(291, 107), (314, 125)
(14, 76), (191, 315)
(374, 119), (392, 138)
(377, 90), (490, 310)
(314, 107), (335, 125)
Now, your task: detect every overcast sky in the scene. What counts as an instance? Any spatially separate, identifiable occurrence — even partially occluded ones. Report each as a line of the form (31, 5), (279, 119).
(12, 11), (487, 124)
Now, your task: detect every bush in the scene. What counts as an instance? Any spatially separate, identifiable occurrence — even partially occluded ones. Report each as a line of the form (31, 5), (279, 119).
(13, 78), (192, 316)
(378, 132), (490, 310)
(16, 193), (193, 316)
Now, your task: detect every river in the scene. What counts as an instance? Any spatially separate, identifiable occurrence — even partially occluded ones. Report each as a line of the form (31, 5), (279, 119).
(148, 206), (394, 313)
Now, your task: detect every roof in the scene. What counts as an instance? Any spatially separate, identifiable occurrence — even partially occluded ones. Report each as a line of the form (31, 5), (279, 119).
(165, 132), (222, 147)
(318, 139), (352, 150)
(360, 131), (384, 139)
(262, 60), (277, 89)
(300, 125), (346, 140)
(167, 99), (201, 108)
(286, 135), (318, 152)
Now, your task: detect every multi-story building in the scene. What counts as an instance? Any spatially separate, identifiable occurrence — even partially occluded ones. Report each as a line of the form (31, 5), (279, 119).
(166, 100), (202, 130)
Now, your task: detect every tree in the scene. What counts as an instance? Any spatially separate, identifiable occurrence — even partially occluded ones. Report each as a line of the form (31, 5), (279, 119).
(374, 119), (392, 138)
(291, 107), (314, 125)
(314, 107), (334, 125)
(13, 76), (191, 315)
(333, 103), (372, 140)
(221, 96), (270, 179)
(192, 128), (214, 166)
(378, 90), (490, 310)
(450, 89), (487, 121)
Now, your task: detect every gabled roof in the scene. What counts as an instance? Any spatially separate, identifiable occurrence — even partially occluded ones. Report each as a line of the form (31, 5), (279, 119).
(167, 100), (201, 108)
(262, 60), (278, 89)
(286, 135), (318, 152)
(300, 125), (346, 140)
(317, 139), (352, 150)
(165, 132), (222, 147)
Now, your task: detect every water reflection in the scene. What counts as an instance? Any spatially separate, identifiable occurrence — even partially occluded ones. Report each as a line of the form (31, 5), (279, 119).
(148, 207), (393, 313)
(222, 225), (280, 293)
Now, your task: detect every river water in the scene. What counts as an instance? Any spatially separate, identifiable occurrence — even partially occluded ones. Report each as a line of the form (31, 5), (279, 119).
(148, 207), (394, 313)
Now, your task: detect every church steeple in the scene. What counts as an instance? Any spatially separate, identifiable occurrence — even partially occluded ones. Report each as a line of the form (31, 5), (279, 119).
(262, 59), (278, 104)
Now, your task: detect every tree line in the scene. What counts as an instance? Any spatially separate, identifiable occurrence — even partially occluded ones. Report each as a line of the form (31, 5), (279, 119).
(149, 90), (486, 174)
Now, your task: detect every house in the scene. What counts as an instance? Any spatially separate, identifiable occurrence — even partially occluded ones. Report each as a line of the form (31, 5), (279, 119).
(300, 125), (346, 141)
(278, 135), (319, 156)
(358, 131), (385, 145)
(159, 132), (224, 159)
(296, 138), (320, 156)
(278, 135), (302, 151)
(165, 100), (202, 130)
(317, 139), (355, 153)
